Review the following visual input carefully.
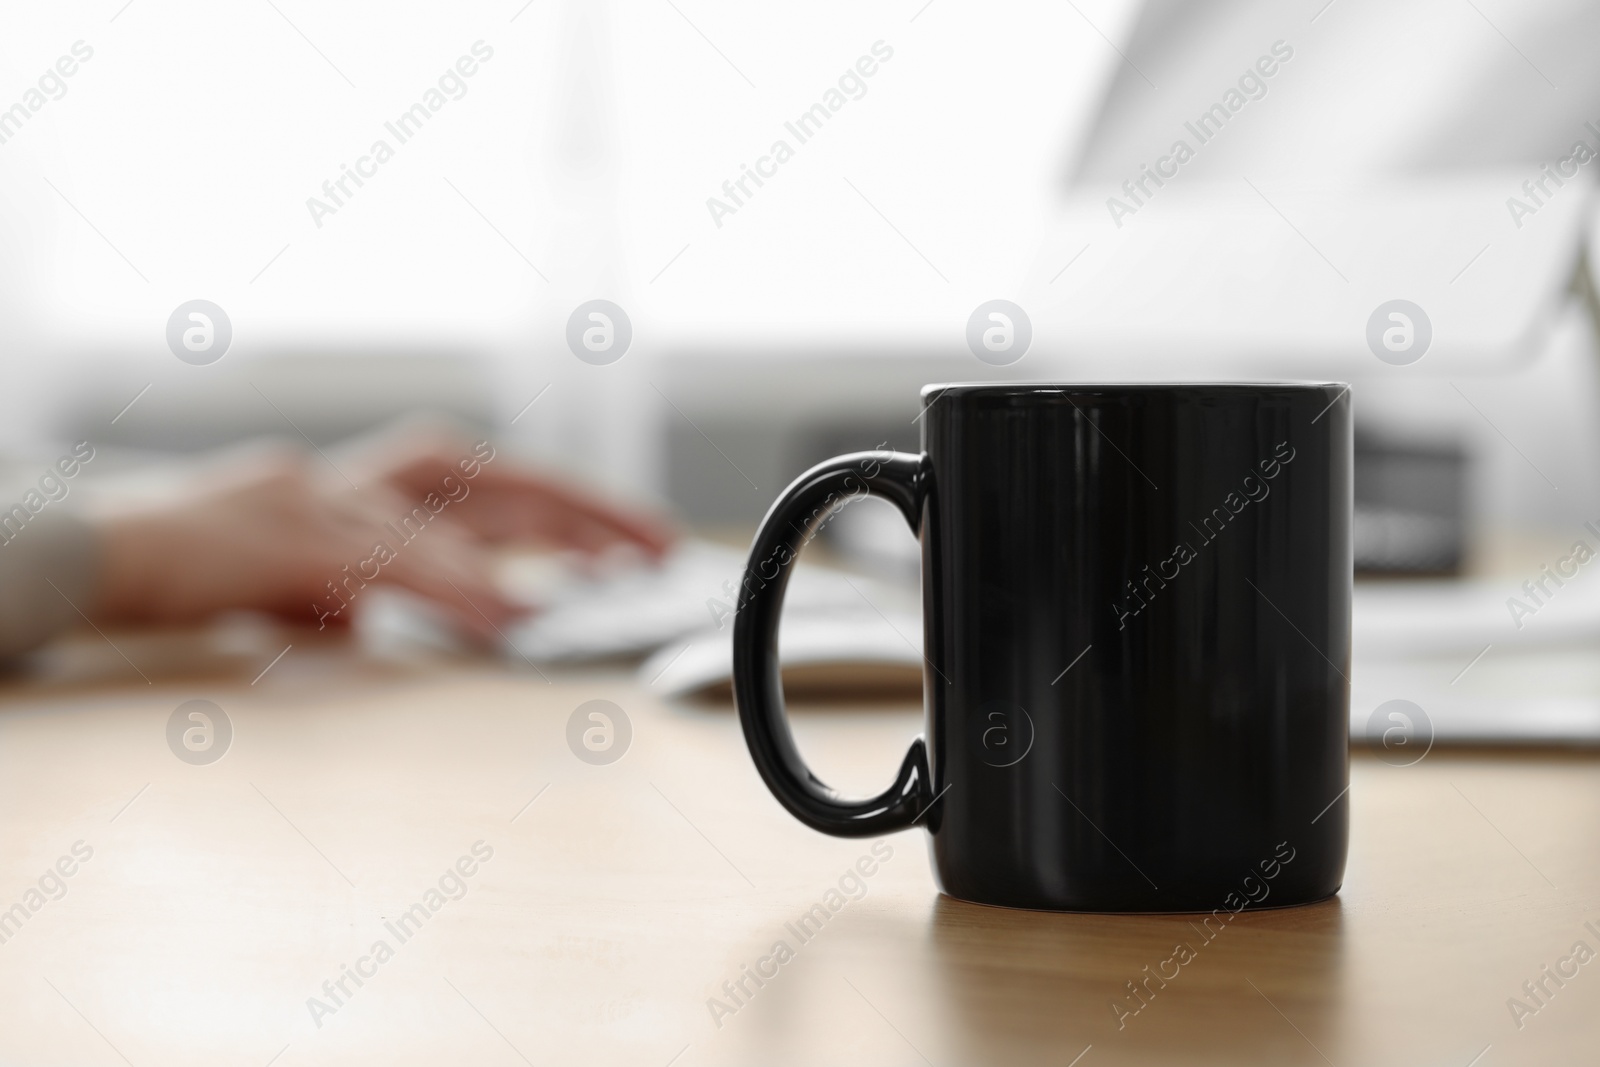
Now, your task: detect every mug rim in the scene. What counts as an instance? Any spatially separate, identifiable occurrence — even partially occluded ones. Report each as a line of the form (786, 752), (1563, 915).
(923, 380), (1348, 400)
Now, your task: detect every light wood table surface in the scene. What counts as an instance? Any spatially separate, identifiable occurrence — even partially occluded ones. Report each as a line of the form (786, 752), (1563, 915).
(1, 624), (1597, 1067)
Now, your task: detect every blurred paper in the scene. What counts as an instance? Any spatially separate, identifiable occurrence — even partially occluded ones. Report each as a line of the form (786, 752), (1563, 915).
(1354, 575), (1600, 658)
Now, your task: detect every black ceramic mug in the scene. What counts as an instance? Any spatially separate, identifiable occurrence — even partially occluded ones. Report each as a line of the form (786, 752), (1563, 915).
(733, 382), (1351, 912)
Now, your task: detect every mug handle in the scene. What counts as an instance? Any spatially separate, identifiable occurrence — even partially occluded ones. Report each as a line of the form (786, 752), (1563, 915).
(732, 451), (934, 836)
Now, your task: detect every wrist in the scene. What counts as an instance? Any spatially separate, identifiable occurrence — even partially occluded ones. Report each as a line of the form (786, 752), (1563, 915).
(93, 511), (174, 623)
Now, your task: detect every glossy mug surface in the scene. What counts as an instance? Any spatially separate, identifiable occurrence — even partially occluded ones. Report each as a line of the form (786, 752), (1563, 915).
(733, 382), (1351, 911)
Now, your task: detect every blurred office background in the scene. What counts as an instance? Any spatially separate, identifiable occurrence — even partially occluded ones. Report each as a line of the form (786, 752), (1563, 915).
(2, 0), (1599, 573)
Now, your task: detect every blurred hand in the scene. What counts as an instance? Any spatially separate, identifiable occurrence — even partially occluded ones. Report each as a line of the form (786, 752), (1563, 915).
(91, 432), (676, 639)
(342, 422), (675, 558)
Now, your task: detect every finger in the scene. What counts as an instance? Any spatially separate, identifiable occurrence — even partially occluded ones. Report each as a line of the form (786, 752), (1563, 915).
(376, 533), (518, 641)
(305, 476), (516, 640)
(354, 431), (679, 557)
(471, 469), (678, 556)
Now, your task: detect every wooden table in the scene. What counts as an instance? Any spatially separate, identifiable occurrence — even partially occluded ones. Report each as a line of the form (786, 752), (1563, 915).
(1, 625), (1596, 1066)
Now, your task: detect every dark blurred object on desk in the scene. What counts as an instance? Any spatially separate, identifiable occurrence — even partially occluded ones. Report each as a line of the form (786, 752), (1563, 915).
(1354, 433), (1467, 576)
